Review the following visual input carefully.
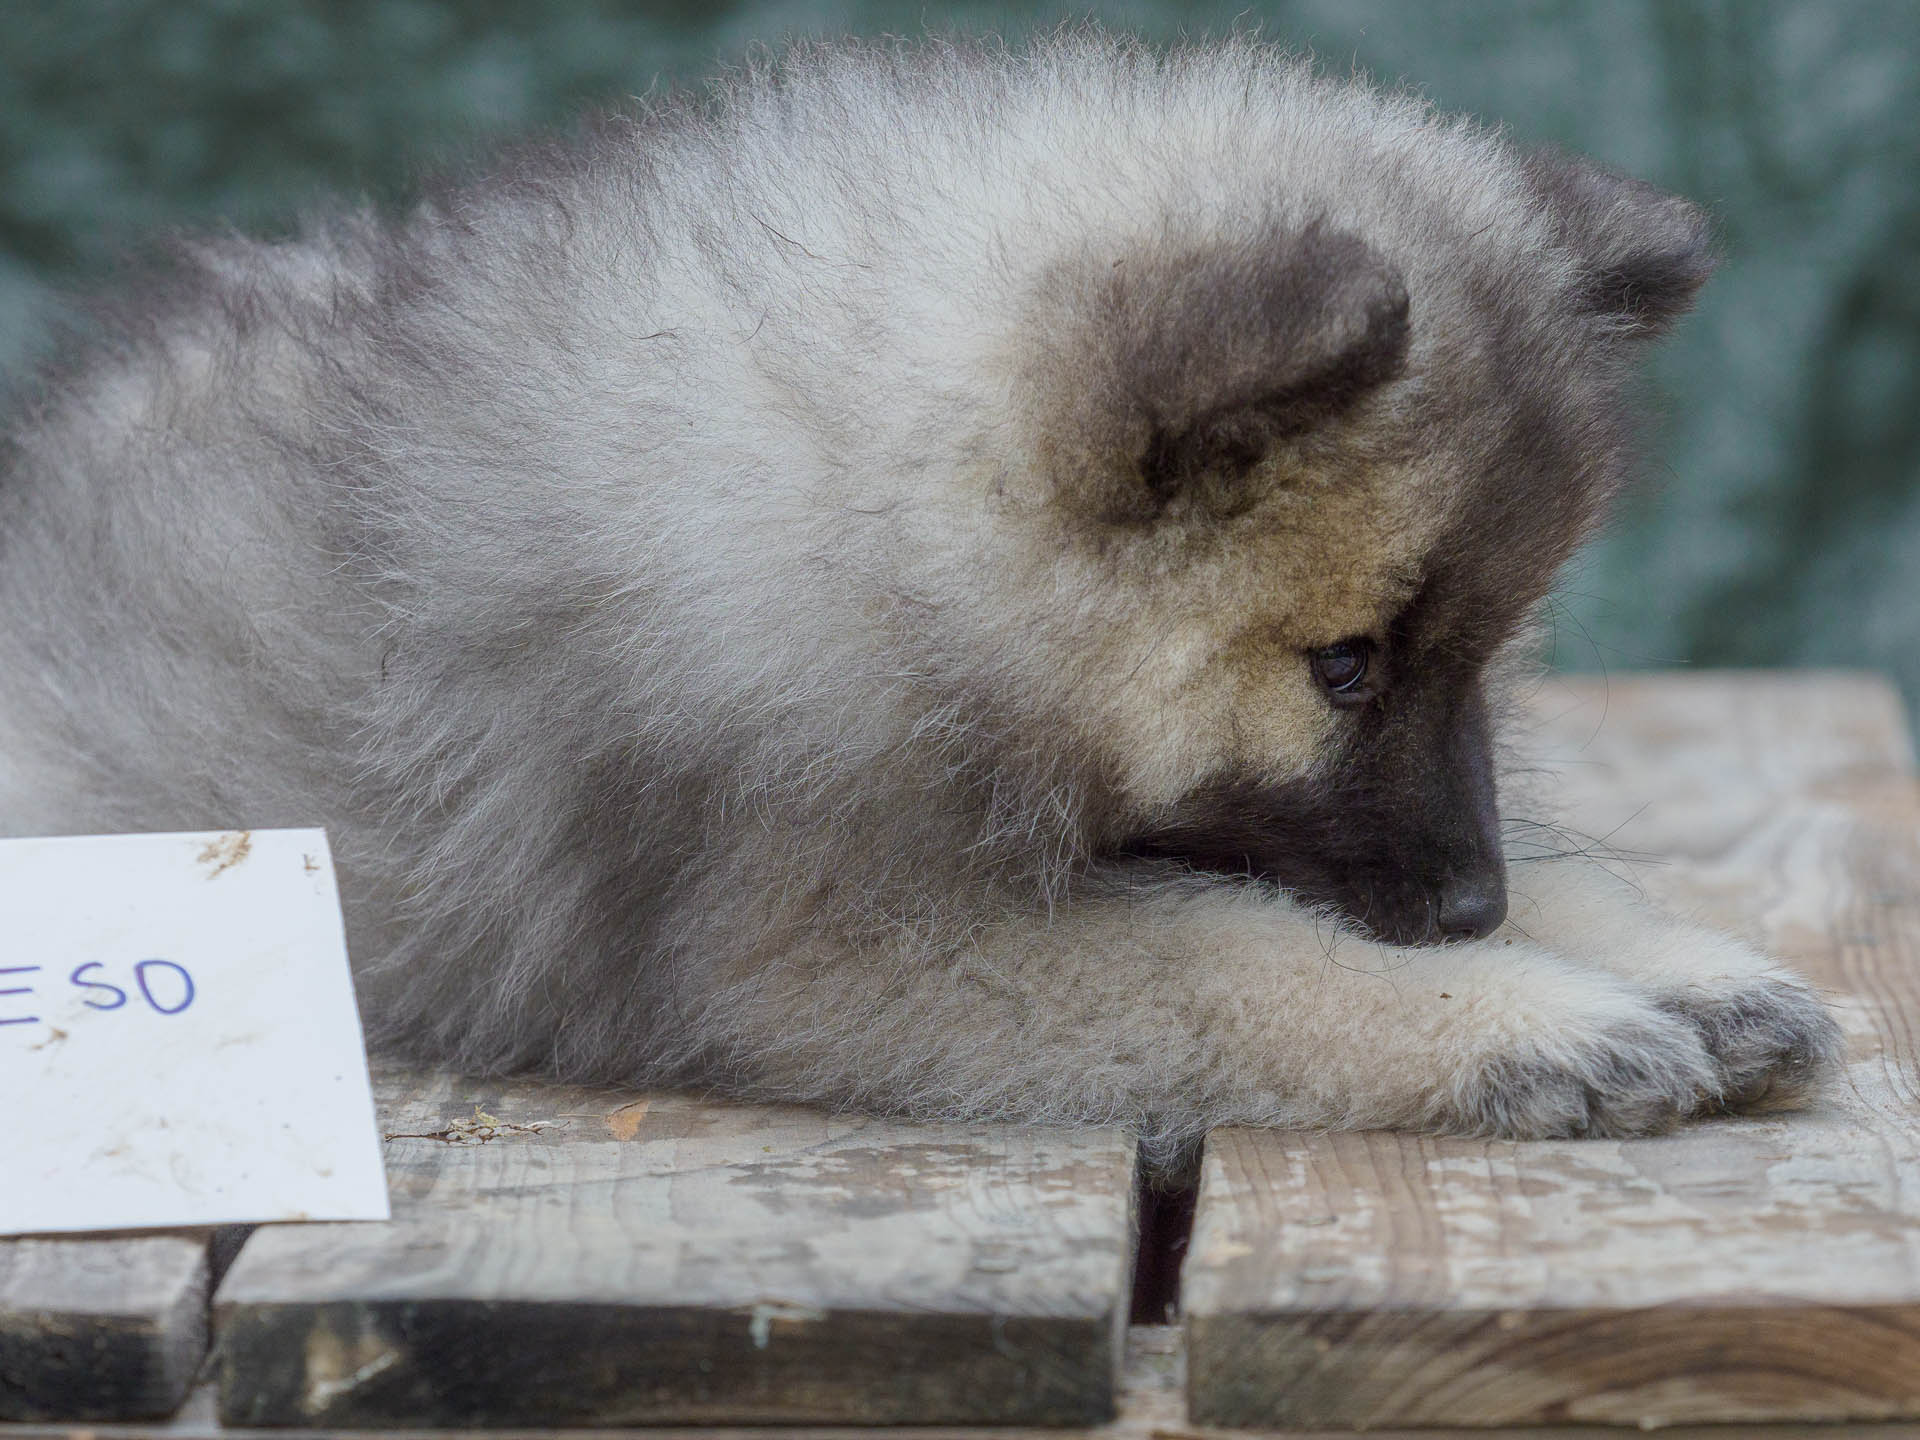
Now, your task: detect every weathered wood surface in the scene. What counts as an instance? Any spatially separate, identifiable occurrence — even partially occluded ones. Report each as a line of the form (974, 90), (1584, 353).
(1185, 670), (1920, 1429)
(0, 1233), (209, 1421)
(212, 1068), (1135, 1427)
(13, 1326), (1920, 1438)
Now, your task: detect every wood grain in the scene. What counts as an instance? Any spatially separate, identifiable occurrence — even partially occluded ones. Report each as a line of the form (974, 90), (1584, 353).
(1185, 670), (1920, 1429)
(13, 1325), (1920, 1438)
(212, 1069), (1135, 1427)
(0, 1233), (209, 1421)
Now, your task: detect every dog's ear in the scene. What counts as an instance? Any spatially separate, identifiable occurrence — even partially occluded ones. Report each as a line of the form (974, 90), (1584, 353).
(1035, 219), (1409, 521)
(1119, 220), (1411, 501)
(1526, 150), (1715, 336)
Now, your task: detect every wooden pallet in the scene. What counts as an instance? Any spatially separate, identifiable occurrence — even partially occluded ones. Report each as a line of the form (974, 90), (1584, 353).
(6, 670), (1920, 1435)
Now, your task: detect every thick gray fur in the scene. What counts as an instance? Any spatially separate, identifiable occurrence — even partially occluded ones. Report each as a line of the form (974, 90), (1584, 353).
(0, 32), (1839, 1145)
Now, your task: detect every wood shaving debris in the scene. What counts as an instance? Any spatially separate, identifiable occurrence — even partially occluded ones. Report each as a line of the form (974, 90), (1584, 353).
(384, 1106), (558, 1145)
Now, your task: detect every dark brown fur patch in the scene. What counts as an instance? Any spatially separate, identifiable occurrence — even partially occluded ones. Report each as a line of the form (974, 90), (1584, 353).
(1033, 219), (1410, 523)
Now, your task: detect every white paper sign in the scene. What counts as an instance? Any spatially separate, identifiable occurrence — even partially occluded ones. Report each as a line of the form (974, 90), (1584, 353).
(1, 829), (390, 1234)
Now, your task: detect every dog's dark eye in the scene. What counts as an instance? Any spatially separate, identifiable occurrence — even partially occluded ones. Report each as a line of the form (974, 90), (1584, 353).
(1311, 638), (1372, 695)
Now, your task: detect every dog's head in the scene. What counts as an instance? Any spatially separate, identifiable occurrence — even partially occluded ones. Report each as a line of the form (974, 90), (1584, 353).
(967, 149), (1712, 945)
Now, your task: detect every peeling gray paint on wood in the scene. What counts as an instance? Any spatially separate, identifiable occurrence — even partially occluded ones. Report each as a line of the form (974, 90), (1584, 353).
(1184, 670), (1920, 1428)
(213, 1072), (1136, 1426)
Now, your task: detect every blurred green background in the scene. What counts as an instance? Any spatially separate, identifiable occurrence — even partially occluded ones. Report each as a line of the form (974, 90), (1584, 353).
(5, 2), (1917, 703)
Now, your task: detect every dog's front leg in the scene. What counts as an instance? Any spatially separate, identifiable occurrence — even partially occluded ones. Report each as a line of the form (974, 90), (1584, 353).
(701, 881), (1737, 1141)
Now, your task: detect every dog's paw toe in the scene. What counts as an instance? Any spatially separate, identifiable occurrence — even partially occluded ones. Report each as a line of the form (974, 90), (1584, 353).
(1444, 1011), (1720, 1139)
(1661, 979), (1844, 1113)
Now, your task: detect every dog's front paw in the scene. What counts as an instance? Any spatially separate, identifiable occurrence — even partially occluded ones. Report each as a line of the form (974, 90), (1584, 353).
(1504, 861), (1844, 1116)
(1439, 1003), (1720, 1140)
(1660, 977), (1844, 1113)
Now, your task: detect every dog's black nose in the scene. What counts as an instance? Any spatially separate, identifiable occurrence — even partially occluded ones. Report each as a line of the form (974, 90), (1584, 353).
(1436, 875), (1507, 941)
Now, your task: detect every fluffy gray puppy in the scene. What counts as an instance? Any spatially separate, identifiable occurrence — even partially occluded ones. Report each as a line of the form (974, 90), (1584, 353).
(0, 33), (1839, 1145)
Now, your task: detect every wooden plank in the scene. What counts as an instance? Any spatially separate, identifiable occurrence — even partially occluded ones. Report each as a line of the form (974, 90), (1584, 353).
(212, 1069), (1135, 1427)
(0, 1233), (209, 1421)
(11, 1325), (1920, 1438)
(1184, 669), (1920, 1429)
